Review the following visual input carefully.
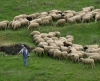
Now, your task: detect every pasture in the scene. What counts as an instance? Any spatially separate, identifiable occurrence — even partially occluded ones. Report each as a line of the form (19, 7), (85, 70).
(0, 0), (100, 81)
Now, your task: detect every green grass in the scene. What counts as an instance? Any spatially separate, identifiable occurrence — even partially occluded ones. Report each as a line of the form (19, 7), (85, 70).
(0, 0), (100, 81)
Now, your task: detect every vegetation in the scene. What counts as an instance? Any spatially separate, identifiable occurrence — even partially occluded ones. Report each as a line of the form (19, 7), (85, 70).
(0, 0), (100, 81)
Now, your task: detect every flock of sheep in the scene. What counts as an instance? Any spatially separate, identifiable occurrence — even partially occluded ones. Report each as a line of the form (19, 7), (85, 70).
(31, 30), (100, 69)
(0, 6), (100, 69)
(0, 6), (100, 30)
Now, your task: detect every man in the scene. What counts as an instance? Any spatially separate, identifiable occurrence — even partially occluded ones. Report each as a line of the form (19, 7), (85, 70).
(19, 44), (29, 66)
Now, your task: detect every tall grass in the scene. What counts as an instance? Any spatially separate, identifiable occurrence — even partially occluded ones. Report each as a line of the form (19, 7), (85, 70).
(0, 0), (100, 81)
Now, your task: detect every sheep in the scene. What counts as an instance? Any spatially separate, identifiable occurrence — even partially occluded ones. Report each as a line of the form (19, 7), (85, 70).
(72, 15), (82, 23)
(60, 46), (68, 52)
(48, 49), (58, 57)
(35, 38), (45, 45)
(61, 51), (68, 60)
(38, 42), (48, 48)
(40, 33), (48, 38)
(55, 40), (64, 47)
(13, 14), (27, 20)
(85, 48), (100, 53)
(63, 13), (74, 20)
(28, 22), (39, 30)
(12, 21), (21, 30)
(30, 31), (40, 36)
(84, 53), (100, 57)
(34, 18), (42, 25)
(52, 14), (62, 20)
(59, 37), (66, 41)
(1, 20), (9, 28)
(67, 46), (77, 53)
(82, 13), (93, 23)
(20, 18), (29, 26)
(33, 47), (44, 57)
(63, 41), (72, 47)
(27, 14), (37, 19)
(33, 36), (41, 42)
(82, 6), (94, 12)
(41, 19), (51, 26)
(54, 31), (61, 38)
(46, 39), (54, 45)
(84, 44), (99, 51)
(72, 44), (83, 51)
(73, 51), (85, 58)
(41, 16), (53, 24)
(88, 55), (100, 62)
(80, 58), (95, 69)
(67, 17), (76, 23)
(53, 50), (62, 60)
(43, 46), (54, 53)
(51, 37), (58, 40)
(68, 53), (79, 62)
(95, 13), (100, 22)
(47, 33), (55, 38)
(56, 19), (66, 26)
(0, 22), (8, 30)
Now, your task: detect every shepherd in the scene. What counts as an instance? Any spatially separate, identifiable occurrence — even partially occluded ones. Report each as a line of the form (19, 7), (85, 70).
(18, 44), (30, 66)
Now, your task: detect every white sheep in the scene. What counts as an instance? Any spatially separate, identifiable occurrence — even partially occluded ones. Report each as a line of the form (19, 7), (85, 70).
(28, 22), (39, 30)
(54, 31), (61, 38)
(84, 53), (100, 57)
(41, 19), (51, 26)
(95, 13), (100, 22)
(60, 46), (68, 52)
(12, 21), (21, 30)
(53, 50), (62, 60)
(61, 51), (68, 60)
(30, 31), (40, 36)
(70, 53), (79, 62)
(33, 47), (44, 57)
(0, 22), (8, 30)
(56, 19), (66, 26)
(80, 58), (95, 69)
(88, 55), (100, 62)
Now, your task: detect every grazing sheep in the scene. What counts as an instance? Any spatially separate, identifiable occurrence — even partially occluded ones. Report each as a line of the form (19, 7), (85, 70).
(85, 48), (100, 53)
(80, 58), (95, 69)
(30, 31), (40, 36)
(82, 13), (93, 23)
(63, 41), (72, 47)
(84, 53), (100, 57)
(54, 31), (61, 38)
(41, 19), (51, 26)
(28, 23), (39, 30)
(20, 19), (29, 26)
(53, 50), (62, 60)
(61, 51), (68, 60)
(88, 55), (100, 62)
(33, 47), (44, 57)
(69, 53), (79, 62)
(12, 21), (21, 30)
(95, 13), (100, 22)
(60, 46), (68, 52)
(0, 22), (8, 30)
(40, 33), (48, 38)
(67, 17), (76, 23)
(38, 42), (48, 48)
(52, 14), (62, 20)
(48, 49), (58, 57)
(35, 38), (45, 45)
(56, 19), (66, 26)
(43, 46), (54, 53)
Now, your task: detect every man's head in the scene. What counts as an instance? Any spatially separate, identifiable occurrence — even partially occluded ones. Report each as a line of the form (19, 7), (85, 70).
(21, 44), (24, 48)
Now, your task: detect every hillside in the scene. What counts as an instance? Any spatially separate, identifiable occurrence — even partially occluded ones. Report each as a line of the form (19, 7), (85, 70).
(0, 0), (100, 81)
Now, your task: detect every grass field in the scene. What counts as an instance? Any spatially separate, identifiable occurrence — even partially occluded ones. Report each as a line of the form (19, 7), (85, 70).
(0, 0), (100, 81)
